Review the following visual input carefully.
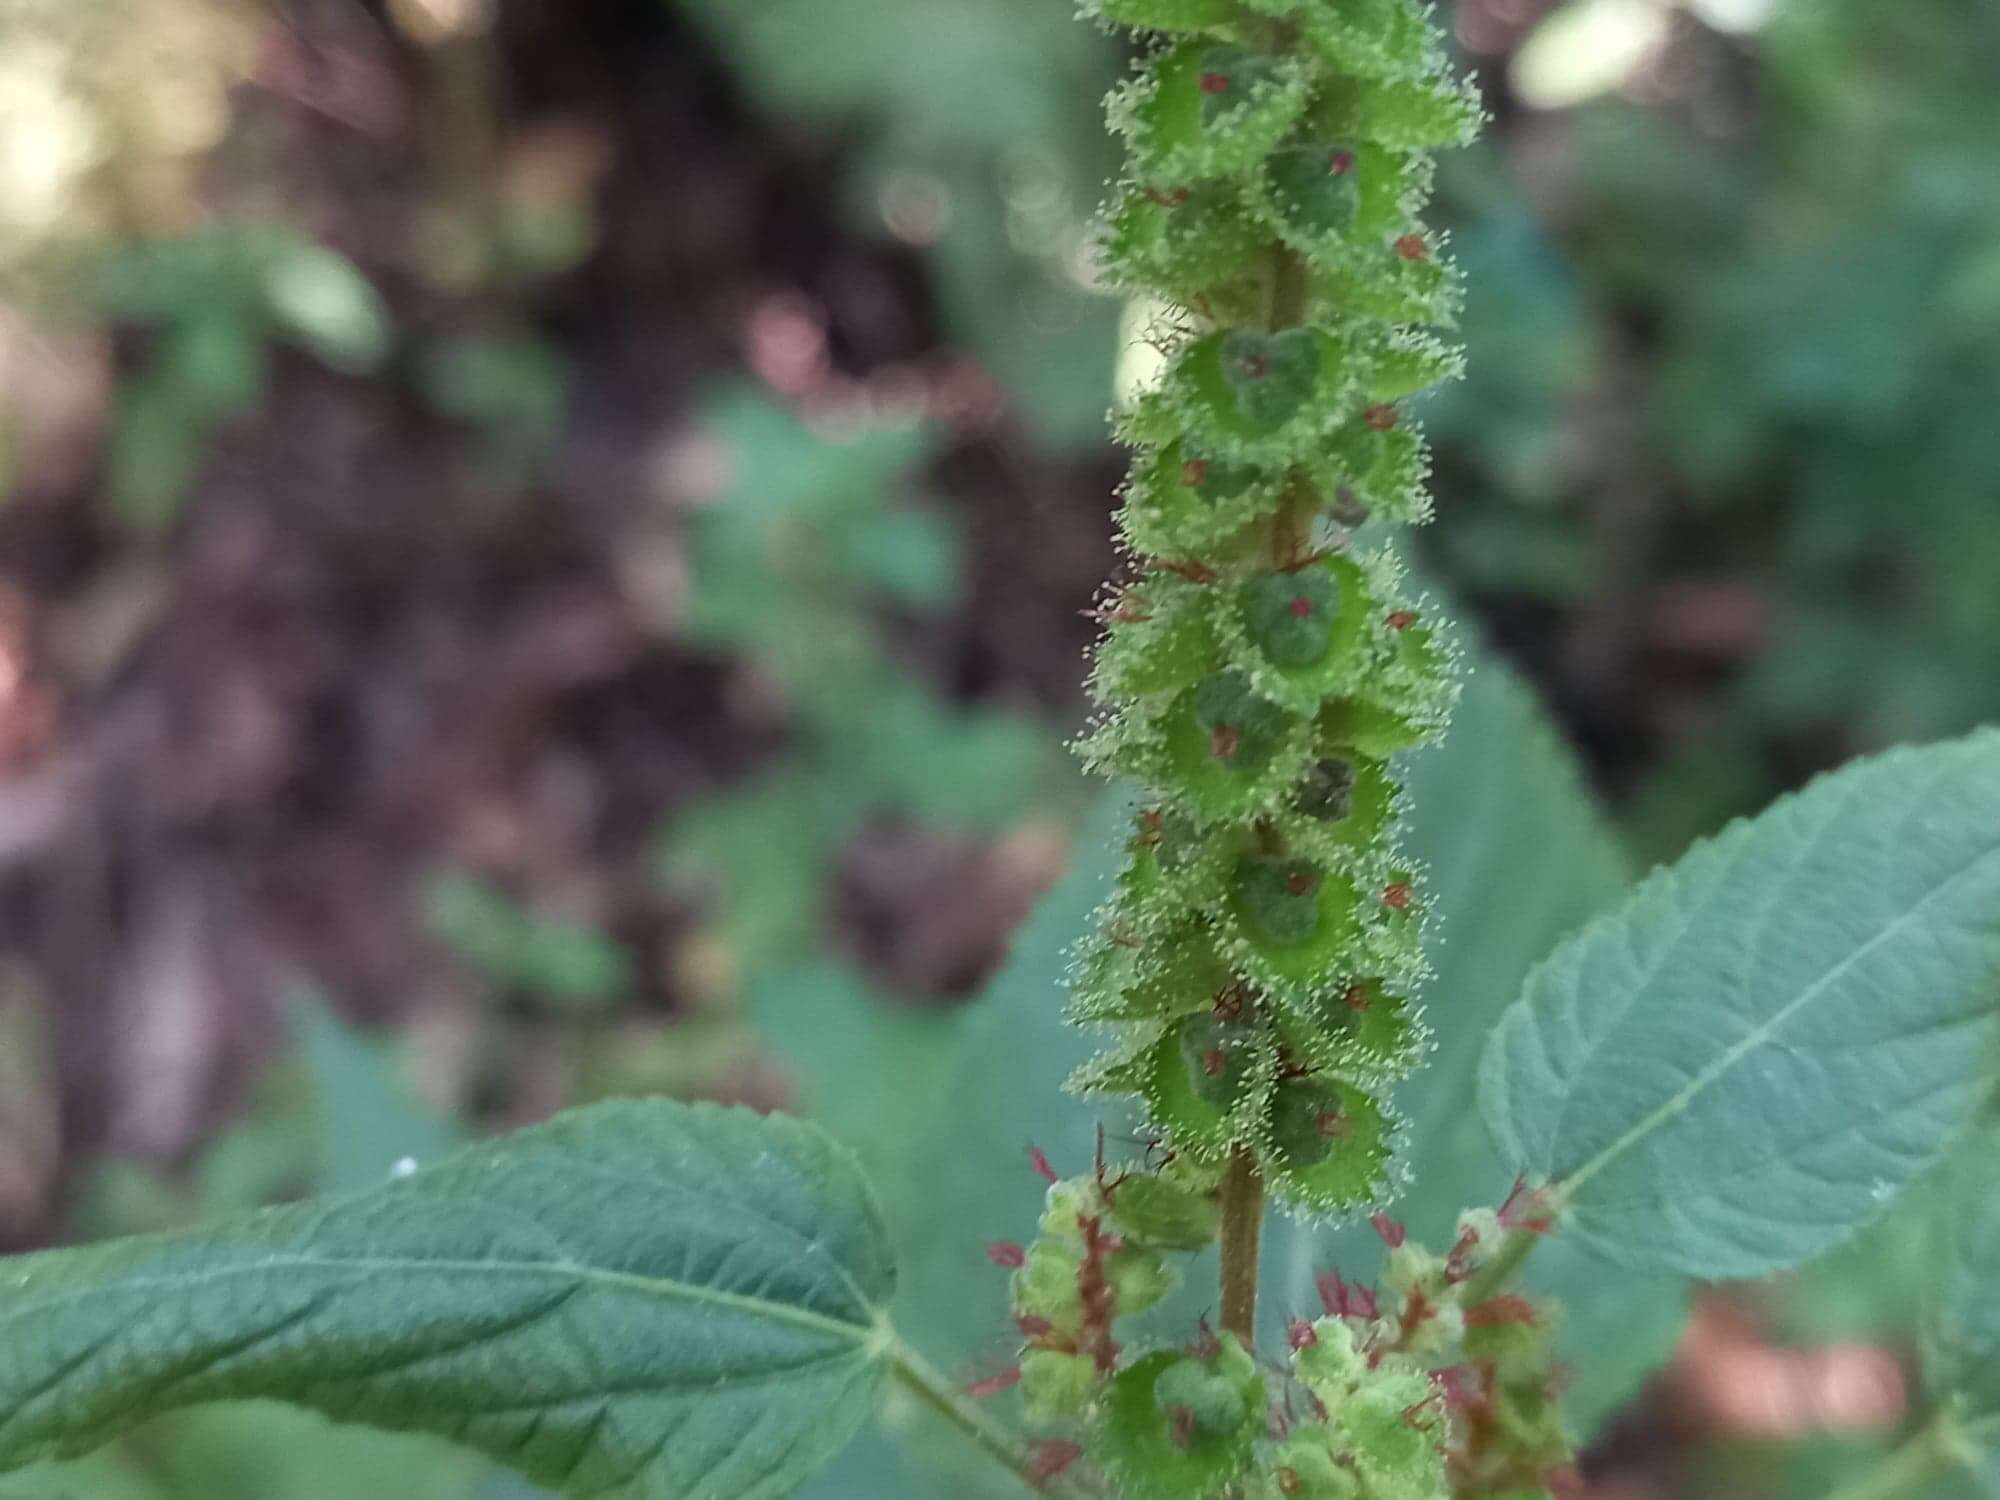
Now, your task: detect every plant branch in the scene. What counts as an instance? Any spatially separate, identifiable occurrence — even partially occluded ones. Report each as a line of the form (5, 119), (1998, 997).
(1218, 1147), (1265, 1343)
(1458, 1224), (1543, 1309)
(889, 1340), (1107, 1500)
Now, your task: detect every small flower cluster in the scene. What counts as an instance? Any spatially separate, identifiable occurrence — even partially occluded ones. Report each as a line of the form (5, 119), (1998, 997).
(990, 1163), (1572, 1499)
(998, 1147), (1223, 1423)
(1068, 0), (1476, 1214)
(1295, 1194), (1573, 1498)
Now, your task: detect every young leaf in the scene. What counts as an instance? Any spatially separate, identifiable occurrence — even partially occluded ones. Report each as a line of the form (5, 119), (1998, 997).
(1481, 728), (2000, 1279)
(0, 1100), (897, 1500)
(1922, 1121), (2000, 1496)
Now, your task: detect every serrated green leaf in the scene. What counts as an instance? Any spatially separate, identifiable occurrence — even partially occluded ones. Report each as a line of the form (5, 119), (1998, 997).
(0, 1101), (896, 1500)
(1481, 728), (2000, 1279)
(1923, 1121), (2000, 1496)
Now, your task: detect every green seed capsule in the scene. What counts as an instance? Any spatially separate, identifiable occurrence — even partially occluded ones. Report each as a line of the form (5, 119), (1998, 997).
(1294, 757), (1356, 821)
(1215, 327), (1321, 430)
(1107, 1172), (1222, 1251)
(1181, 445), (1259, 503)
(1243, 569), (1342, 670)
(1191, 671), (1290, 772)
(1096, 1343), (1264, 1500)
(1266, 139), (1362, 239)
(1232, 855), (1330, 947)
(1269, 1078), (1349, 1167)
(1153, 1356), (1247, 1443)
(1177, 1012), (1256, 1108)
(1196, 46), (1284, 127)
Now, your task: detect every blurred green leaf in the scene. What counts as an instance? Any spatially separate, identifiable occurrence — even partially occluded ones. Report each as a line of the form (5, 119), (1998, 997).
(417, 335), (569, 456)
(422, 873), (633, 1009)
(290, 993), (462, 1195)
(752, 961), (962, 1235)
(261, 243), (393, 375)
(668, 2), (1121, 439)
(1924, 1120), (2000, 1496)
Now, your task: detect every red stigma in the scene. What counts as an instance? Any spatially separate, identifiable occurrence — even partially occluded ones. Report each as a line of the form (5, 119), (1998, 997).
(1330, 150), (1356, 175)
(1181, 457), (1209, 487)
(1364, 403), (1398, 431)
(1371, 1213), (1407, 1249)
(986, 1241), (1026, 1268)
(1465, 1295), (1540, 1328)
(1203, 1046), (1228, 1077)
(1344, 983), (1372, 1011)
(1284, 868), (1320, 896)
(1287, 595), (1314, 619)
(1017, 1314), (1055, 1339)
(967, 1366), (1022, 1399)
(1031, 1441), (1084, 1485)
(1316, 1266), (1379, 1321)
(1498, 1175), (1557, 1233)
(1027, 1144), (1059, 1184)
(1395, 233), (1428, 261)
(1382, 882), (1413, 911)
(1209, 724), (1242, 760)
(1385, 609), (1417, 631)
(1288, 1318), (1318, 1350)
(1199, 71), (1230, 94)
(1434, 1364), (1482, 1412)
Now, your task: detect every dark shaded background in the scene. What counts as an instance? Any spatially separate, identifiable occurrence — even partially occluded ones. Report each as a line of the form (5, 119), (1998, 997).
(0, 1), (1994, 1496)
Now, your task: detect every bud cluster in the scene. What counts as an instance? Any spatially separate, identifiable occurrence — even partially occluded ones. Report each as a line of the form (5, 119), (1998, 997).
(993, 1171), (1572, 1498)
(1277, 1203), (1572, 1499)
(1001, 1152), (1224, 1421)
(1068, 0), (1476, 1213)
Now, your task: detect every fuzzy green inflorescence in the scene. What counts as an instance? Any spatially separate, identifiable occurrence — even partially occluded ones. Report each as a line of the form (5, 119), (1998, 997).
(1004, 11), (1580, 1493)
(1066, 0), (1477, 1214)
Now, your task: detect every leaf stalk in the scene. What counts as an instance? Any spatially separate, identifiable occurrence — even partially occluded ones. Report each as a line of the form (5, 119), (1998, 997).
(889, 1340), (1111, 1500)
(1218, 1147), (1266, 1342)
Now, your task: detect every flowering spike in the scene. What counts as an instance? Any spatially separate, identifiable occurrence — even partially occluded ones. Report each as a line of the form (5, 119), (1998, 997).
(1067, 0), (1472, 1214)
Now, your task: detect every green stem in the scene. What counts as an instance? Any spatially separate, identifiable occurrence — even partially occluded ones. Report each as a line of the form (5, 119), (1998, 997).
(1817, 1414), (1959, 1500)
(1458, 1224), (1542, 1309)
(890, 1341), (1107, 1500)
(1219, 1147), (1265, 1344)
(1267, 243), (1308, 330)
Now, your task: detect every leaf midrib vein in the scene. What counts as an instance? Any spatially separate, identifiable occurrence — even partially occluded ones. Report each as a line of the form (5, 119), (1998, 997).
(1554, 834), (2000, 1203)
(0, 1249), (880, 1352)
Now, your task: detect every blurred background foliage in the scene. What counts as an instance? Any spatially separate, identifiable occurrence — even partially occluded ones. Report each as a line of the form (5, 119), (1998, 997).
(0, 0), (1994, 1497)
